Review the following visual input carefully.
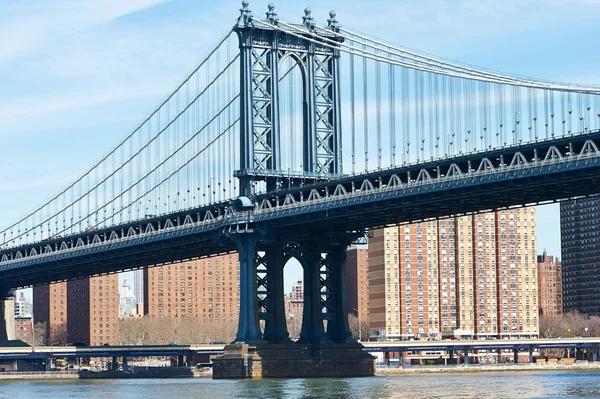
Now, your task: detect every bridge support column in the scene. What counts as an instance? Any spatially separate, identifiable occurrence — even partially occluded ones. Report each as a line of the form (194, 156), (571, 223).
(259, 245), (290, 344)
(593, 348), (598, 363)
(464, 350), (469, 365)
(112, 357), (118, 371)
(322, 242), (354, 343)
(122, 356), (128, 372)
(513, 349), (519, 364)
(0, 293), (15, 342)
(298, 242), (329, 344)
(529, 347), (534, 363)
(233, 234), (264, 344)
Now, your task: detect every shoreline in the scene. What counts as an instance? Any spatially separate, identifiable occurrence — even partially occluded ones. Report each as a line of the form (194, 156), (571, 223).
(1, 363), (599, 379)
(376, 362), (600, 375)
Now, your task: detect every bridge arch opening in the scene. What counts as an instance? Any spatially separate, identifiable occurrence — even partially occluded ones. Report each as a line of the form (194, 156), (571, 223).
(282, 256), (304, 339)
(278, 54), (306, 176)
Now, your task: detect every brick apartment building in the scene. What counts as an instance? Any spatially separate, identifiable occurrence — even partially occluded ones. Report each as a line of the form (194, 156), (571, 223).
(369, 208), (538, 340)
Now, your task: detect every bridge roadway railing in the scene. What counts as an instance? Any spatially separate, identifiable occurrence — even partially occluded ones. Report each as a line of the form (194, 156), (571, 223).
(0, 339), (598, 359)
(1, 131), (600, 289)
(0, 344), (224, 360)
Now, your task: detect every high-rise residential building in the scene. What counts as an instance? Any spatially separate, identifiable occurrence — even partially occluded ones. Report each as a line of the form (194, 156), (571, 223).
(561, 197), (600, 315)
(119, 276), (138, 318)
(133, 269), (144, 305)
(14, 292), (32, 318)
(67, 275), (119, 346)
(496, 209), (537, 338)
(144, 254), (240, 320)
(368, 208), (538, 341)
(537, 251), (563, 316)
(33, 282), (68, 341)
(345, 247), (368, 323)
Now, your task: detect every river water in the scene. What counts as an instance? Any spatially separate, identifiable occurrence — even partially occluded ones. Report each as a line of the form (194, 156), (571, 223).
(1, 371), (600, 399)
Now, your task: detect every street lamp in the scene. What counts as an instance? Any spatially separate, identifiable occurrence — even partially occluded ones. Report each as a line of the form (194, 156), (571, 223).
(585, 327), (589, 337)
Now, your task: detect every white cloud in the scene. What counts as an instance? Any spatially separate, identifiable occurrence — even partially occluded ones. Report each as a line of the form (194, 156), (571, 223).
(0, 2), (231, 137)
(0, 0), (171, 62)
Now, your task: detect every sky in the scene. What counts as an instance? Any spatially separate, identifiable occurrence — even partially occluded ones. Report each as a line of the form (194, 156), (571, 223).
(2, 0), (600, 299)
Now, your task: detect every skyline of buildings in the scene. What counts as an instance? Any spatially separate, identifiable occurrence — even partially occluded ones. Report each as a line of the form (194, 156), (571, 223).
(32, 276), (119, 346)
(26, 198), (600, 344)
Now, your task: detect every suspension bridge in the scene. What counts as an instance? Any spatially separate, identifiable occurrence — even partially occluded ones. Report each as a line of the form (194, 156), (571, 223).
(2, 2), (600, 377)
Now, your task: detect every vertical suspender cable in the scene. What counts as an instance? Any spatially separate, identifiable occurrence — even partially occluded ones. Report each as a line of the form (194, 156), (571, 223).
(363, 45), (369, 171)
(428, 73), (434, 159)
(376, 52), (382, 169)
(402, 67), (409, 164)
(442, 75), (448, 156)
(561, 91), (567, 136)
(434, 73), (440, 158)
(567, 92), (573, 134)
(350, 48), (356, 174)
(550, 90), (555, 137)
(418, 70), (425, 161)
(527, 87), (533, 142)
(544, 90), (549, 139)
(449, 77), (455, 155)
(389, 59), (396, 166)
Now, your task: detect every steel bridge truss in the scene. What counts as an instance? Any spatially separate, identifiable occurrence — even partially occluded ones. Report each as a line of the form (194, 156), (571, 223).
(234, 3), (343, 196)
(2, 130), (600, 293)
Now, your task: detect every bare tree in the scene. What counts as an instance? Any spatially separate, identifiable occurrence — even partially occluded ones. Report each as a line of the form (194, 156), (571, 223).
(348, 314), (370, 341)
(540, 312), (600, 339)
(118, 316), (239, 345)
(50, 323), (67, 345)
(286, 316), (302, 340)
(31, 322), (48, 346)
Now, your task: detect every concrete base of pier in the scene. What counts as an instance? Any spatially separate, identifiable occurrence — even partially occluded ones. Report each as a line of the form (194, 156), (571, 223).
(212, 343), (375, 379)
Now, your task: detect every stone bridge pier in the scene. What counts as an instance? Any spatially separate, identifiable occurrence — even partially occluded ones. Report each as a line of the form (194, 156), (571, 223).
(212, 231), (375, 378)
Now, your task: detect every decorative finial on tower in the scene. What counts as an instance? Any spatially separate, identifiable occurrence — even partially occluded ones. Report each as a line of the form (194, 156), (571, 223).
(327, 10), (340, 32)
(266, 2), (278, 24)
(236, 0), (254, 28)
(302, 7), (315, 31)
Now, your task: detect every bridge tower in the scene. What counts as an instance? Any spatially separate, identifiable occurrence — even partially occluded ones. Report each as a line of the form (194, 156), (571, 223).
(213, 2), (374, 378)
(233, 1), (344, 196)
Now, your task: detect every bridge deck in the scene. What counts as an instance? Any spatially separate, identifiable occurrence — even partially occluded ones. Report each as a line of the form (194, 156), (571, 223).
(1, 131), (600, 291)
